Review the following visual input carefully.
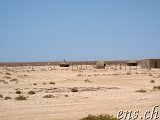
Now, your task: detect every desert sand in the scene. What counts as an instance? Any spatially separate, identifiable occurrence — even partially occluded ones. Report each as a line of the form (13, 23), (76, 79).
(0, 65), (160, 120)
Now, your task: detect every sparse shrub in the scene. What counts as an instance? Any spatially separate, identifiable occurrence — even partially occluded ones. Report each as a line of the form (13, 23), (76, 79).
(0, 80), (6, 83)
(33, 83), (37, 85)
(49, 82), (55, 85)
(15, 90), (22, 94)
(71, 87), (78, 92)
(150, 80), (155, 83)
(15, 95), (27, 101)
(80, 114), (118, 120)
(4, 76), (11, 79)
(28, 91), (36, 95)
(43, 94), (54, 98)
(84, 79), (92, 83)
(42, 82), (47, 85)
(5, 96), (12, 100)
(5, 72), (11, 75)
(153, 86), (160, 91)
(148, 74), (152, 76)
(10, 78), (18, 82)
(77, 74), (83, 77)
(126, 72), (131, 75)
(0, 94), (3, 98)
(4, 81), (9, 84)
(135, 89), (146, 93)
(64, 94), (69, 97)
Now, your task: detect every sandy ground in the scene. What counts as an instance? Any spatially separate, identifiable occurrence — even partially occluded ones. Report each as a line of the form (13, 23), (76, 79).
(0, 65), (160, 120)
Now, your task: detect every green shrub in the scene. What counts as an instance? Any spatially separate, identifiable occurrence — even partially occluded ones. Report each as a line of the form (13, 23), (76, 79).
(15, 95), (27, 101)
(80, 114), (118, 120)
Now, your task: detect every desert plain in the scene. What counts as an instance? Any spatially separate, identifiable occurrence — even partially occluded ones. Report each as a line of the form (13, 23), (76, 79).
(0, 65), (160, 120)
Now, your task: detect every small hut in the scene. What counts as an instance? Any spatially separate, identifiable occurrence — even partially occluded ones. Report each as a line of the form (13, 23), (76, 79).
(60, 60), (69, 67)
(95, 61), (106, 69)
(127, 61), (138, 66)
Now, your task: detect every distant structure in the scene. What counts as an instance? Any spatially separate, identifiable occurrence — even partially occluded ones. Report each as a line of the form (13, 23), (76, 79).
(127, 61), (138, 66)
(140, 59), (160, 69)
(95, 61), (106, 69)
(60, 60), (69, 67)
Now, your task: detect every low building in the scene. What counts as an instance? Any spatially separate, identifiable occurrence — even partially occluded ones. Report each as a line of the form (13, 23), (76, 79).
(95, 61), (106, 69)
(127, 61), (138, 66)
(60, 60), (69, 67)
(140, 59), (160, 69)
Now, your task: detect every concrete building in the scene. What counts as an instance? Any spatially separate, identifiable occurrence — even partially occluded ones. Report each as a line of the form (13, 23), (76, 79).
(140, 59), (160, 69)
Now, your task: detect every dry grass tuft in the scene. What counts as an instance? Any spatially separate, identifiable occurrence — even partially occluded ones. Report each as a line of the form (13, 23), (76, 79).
(80, 114), (118, 120)
(28, 91), (36, 95)
(15, 95), (27, 101)
(5, 96), (12, 100)
(10, 78), (18, 82)
(4, 76), (11, 79)
(5, 72), (11, 75)
(135, 89), (146, 93)
(126, 72), (131, 75)
(153, 86), (160, 91)
(84, 79), (92, 83)
(49, 82), (55, 85)
(15, 90), (22, 94)
(43, 94), (55, 98)
(150, 80), (155, 83)
(71, 87), (78, 92)
(0, 94), (3, 98)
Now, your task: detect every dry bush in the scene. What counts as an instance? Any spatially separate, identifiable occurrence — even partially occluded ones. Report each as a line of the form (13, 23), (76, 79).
(71, 87), (78, 92)
(0, 80), (6, 83)
(150, 80), (155, 83)
(42, 82), (47, 85)
(49, 82), (55, 85)
(43, 94), (55, 98)
(33, 83), (37, 85)
(126, 72), (131, 75)
(0, 94), (3, 98)
(15, 90), (22, 94)
(80, 114), (118, 120)
(135, 89), (146, 93)
(64, 94), (69, 97)
(5, 72), (11, 75)
(153, 86), (160, 91)
(4, 76), (11, 79)
(15, 95), (27, 101)
(84, 79), (92, 83)
(5, 96), (12, 100)
(77, 74), (83, 77)
(28, 91), (36, 95)
(10, 78), (18, 82)
(148, 73), (153, 76)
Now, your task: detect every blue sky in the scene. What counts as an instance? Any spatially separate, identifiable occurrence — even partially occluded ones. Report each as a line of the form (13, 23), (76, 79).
(0, 0), (160, 62)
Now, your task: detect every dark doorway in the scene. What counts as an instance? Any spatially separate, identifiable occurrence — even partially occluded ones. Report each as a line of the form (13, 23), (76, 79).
(155, 61), (157, 68)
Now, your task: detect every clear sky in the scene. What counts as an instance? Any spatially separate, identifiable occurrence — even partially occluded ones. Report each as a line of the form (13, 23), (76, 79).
(0, 0), (160, 62)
